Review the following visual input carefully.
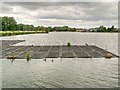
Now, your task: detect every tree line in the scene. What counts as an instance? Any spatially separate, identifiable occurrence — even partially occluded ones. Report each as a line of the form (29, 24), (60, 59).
(0, 16), (118, 32)
(0, 16), (76, 32)
(96, 26), (118, 32)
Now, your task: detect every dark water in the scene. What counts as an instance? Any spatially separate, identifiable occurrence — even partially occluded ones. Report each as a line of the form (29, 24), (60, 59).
(1, 32), (119, 88)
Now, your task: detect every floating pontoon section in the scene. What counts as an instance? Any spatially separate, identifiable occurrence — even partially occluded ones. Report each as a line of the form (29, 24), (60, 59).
(1, 40), (119, 59)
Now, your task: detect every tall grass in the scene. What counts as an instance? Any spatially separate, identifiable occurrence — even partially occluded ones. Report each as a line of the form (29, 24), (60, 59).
(1, 31), (48, 36)
(26, 51), (31, 62)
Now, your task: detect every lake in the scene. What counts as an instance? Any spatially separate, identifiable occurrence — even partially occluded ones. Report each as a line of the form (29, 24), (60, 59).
(1, 32), (119, 88)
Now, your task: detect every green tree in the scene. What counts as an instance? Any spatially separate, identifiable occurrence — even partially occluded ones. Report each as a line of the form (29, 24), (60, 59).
(48, 26), (53, 32)
(106, 27), (111, 32)
(9, 17), (17, 30)
(2, 16), (17, 31)
(17, 24), (24, 30)
(0, 17), (2, 31)
(2, 16), (8, 31)
(97, 26), (106, 32)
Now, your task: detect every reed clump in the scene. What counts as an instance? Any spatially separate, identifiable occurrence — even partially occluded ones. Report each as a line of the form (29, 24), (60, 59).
(26, 51), (31, 62)
(67, 42), (71, 47)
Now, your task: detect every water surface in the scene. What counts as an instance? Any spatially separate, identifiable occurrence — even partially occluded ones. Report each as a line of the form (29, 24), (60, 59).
(1, 32), (119, 88)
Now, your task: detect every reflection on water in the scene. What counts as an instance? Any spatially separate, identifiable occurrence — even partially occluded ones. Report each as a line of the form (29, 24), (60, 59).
(1, 32), (118, 54)
(2, 58), (118, 88)
(1, 32), (119, 88)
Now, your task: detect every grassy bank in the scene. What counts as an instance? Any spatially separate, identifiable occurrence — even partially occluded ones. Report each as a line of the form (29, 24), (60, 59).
(0, 31), (48, 36)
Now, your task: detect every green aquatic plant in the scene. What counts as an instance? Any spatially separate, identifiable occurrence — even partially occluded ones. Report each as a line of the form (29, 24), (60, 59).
(26, 51), (31, 62)
(67, 42), (71, 47)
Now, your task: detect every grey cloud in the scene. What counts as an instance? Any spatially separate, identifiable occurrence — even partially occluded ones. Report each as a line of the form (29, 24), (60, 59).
(3, 2), (116, 10)
(1, 2), (118, 28)
(2, 0), (119, 2)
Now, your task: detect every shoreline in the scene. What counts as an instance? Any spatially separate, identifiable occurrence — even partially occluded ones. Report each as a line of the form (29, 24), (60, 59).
(1, 31), (119, 37)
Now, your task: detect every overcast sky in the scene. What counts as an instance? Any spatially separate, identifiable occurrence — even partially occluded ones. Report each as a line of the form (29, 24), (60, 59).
(1, 0), (119, 28)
